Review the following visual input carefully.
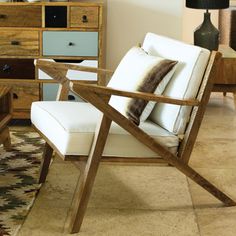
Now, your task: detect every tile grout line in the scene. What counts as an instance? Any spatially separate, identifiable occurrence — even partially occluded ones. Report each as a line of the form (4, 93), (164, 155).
(186, 176), (202, 236)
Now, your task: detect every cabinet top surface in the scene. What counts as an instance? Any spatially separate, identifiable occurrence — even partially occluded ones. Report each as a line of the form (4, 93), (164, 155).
(219, 44), (236, 58)
(0, 1), (104, 6)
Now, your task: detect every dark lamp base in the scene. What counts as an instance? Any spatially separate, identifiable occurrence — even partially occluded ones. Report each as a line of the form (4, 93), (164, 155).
(194, 12), (219, 51)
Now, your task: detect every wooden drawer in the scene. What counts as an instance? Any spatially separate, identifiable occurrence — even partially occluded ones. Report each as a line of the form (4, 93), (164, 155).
(0, 81), (40, 118)
(11, 83), (40, 110)
(0, 59), (35, 79)
(70, 6), (99, 28)
(42, 31), (98, 57)
(0, 82), (40, 111)
(45, 6), (67, 28)
(0, 6), (42, 27)
(0, 30), (39, 57)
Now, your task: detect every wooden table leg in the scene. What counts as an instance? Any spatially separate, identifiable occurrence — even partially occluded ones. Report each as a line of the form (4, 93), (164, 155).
(0, 126), (11, 150)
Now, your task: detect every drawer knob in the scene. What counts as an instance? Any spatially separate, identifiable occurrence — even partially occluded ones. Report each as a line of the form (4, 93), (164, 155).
(2, 64), (11, 73)
(0, 14), (6, 19)
(13, 93), (18, 99)
(68, 42), (75, 46)
(82, 15), (88, 23)
(11, 41), (20, 46)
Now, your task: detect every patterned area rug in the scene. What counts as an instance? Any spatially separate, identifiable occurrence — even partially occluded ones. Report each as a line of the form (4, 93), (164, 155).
(0, 130), (44, 236)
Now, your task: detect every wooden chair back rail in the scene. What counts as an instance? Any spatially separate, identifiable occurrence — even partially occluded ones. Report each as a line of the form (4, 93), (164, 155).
(178, 51), (222, 163)
(36, 60), (114, 76)
(36, 59), (114, 100)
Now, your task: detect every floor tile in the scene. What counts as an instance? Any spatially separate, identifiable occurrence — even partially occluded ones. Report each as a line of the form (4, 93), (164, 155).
(89, 165), (193, 210)
(195, 207), (236, 236)
(65, 208), (200, 236)
(189, 138), (236, 168)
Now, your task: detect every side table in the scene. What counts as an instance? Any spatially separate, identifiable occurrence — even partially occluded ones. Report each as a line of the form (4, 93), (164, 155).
(213, 45), (236, 95)
(0, 86), (12, 149)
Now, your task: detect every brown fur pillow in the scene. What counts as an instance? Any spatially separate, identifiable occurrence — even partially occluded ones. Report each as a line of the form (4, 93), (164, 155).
(126, 59), (177, 125)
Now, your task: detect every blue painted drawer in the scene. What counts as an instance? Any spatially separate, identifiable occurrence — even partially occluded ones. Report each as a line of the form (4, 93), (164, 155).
(43, 31), (98, 56)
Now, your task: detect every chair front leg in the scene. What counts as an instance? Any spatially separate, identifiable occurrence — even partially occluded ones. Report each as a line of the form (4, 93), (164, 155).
(66, 115), (112, 234)
(38, 142), (53, 184)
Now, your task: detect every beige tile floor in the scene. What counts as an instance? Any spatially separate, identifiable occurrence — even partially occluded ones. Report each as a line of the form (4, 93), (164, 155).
(18, 93), (236, 236)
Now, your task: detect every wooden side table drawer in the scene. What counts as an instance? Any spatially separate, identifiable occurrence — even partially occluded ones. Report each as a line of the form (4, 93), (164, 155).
(0, 6), (42, 27)
(42, 31), (98, 56)
(70, 6), (99, 28)
(0, 30), (39, 57)
(0, 59), (35, 79)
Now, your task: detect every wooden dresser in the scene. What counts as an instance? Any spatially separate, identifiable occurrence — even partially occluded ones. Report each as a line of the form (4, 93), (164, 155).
(0, 1), (105, 119)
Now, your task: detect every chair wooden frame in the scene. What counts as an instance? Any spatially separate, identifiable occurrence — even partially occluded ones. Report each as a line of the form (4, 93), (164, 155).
(34, 51), (236, 234)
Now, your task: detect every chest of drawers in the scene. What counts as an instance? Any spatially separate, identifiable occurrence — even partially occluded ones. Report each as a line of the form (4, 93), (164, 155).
(0, 1), (105, 119)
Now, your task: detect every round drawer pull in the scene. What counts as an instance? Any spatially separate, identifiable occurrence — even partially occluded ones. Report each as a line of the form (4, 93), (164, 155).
(11, 41), (20, 46)
(68, 42), (75, 46)
(3, 64), (11, 73)
(82, 15), (88, 23)
(68, 94), (75, 101)
(0, 14), (7, 19)
(13, 93), (18, 99)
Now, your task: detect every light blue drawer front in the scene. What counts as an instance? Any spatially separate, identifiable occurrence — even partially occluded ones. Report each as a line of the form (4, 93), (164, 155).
(43, 83), (82, 101)
(43, 31), (98, 56)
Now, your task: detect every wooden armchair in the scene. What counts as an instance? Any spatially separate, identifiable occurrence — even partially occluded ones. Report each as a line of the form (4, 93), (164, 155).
(31, 33), (236, 234)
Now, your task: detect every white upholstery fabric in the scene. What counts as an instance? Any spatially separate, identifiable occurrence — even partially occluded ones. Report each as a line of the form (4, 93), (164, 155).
(108, 46), (177, 123)
(31, 101), (179, 157)
(142, 33), (210, 134)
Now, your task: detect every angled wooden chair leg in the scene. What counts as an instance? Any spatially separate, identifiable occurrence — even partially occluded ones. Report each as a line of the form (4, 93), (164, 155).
(67, 115), (112, 234)
(38, 142), (53, 184)
(77, 90), (236, 207)
(174, 159), (236, 206)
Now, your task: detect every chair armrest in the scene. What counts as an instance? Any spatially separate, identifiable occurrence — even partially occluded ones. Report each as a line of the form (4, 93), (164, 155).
(35, 59), (114, 79)
(72, 83), (200, 106)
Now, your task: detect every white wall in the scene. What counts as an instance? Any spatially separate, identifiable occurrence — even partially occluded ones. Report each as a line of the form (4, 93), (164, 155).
(182, 8), (219, 44)
(106, 0), (184, 70)
(105, 0), (234, 70)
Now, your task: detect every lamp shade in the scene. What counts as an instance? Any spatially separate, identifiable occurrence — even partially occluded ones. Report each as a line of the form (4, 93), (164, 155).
(186, 0), (229, 9)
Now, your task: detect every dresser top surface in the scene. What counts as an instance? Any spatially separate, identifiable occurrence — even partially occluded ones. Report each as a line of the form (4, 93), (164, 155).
(0, 1), (104, 6)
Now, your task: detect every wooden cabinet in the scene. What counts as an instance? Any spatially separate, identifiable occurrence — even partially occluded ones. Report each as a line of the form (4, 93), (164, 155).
(213, 45), (236, 94)
(0, 1), (105, 119)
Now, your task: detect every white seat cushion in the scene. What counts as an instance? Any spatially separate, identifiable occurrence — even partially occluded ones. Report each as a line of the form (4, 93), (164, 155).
(31, 101), (179, 157)
(142, 33), (210, 134)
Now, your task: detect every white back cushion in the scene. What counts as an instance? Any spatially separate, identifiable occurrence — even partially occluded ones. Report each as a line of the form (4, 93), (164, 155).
(142, 33), (210, 134)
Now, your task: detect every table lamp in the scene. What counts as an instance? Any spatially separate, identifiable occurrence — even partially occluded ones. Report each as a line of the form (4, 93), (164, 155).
(186, 0), (229, 50)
